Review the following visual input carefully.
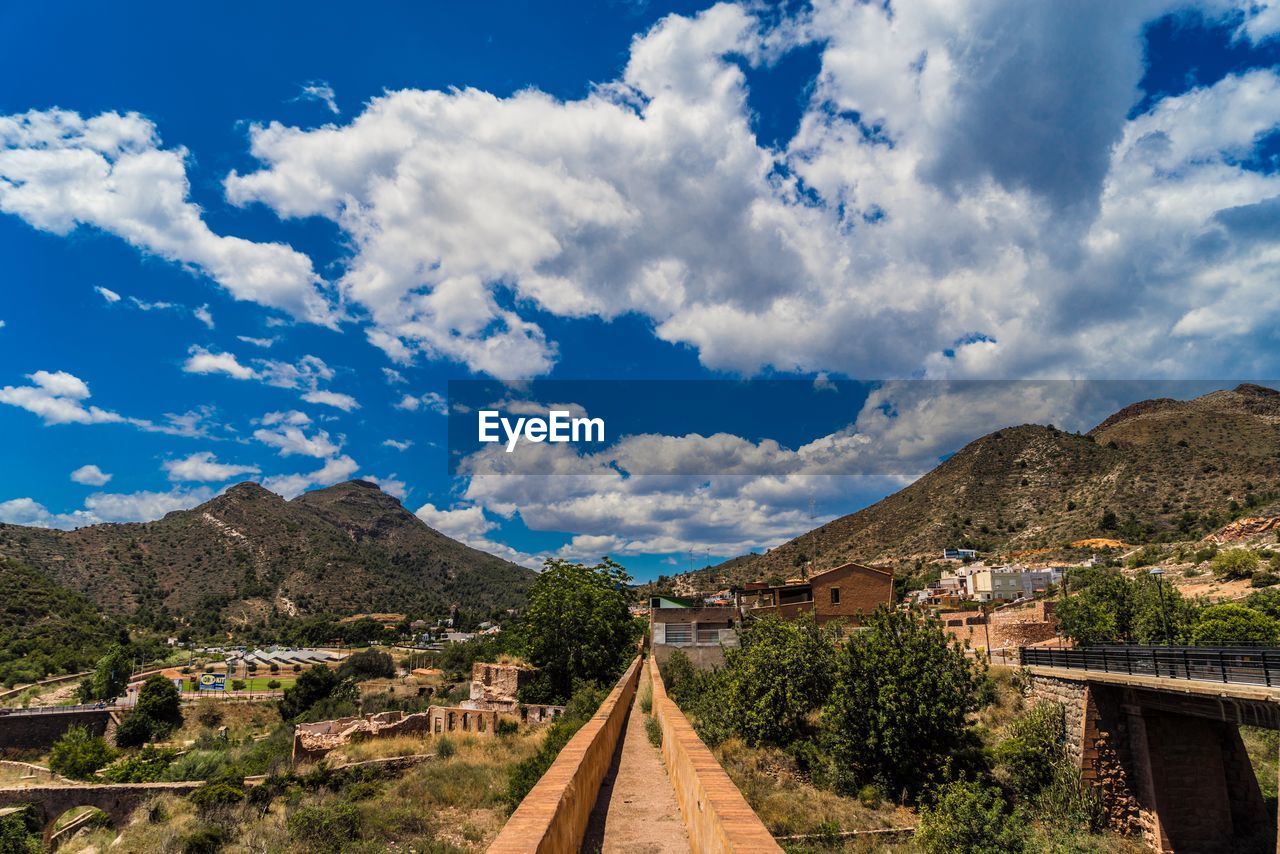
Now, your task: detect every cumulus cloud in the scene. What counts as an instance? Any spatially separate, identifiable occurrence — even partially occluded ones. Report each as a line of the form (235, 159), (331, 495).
(261, 454), (358, 498)
(0, 109), (334, 325)
(0, 487), (213, 529)
(363, 474), (407, 500)
(183, 347), (257, 381)
(394, 392), (447, 414)
(252, 411), (343, 458)
(301, 390), (359, 411)
(70, 464), (112, 486)
(211, 2), (1280, 382)
(0, 497), (95, 529)
(163, 451), (260, 482)
(0, 370), (125, 426)
(382, 438), (413, 451)
(193, 304), (214, 329)
(414, 501), (539, 567)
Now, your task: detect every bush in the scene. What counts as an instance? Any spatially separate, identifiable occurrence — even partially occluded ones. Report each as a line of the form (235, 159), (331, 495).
(267, 679), (281, 690)
(49, 725), (116, 779)
(231, 679), (246, 691)
(0, 807), (40, 854)
(287, 802), (361, 853)
(99, 745), (176, 782)
(645, 714), (663, 748)
(1211, 549), (1260, 580)
(181, 824), (229, 854)
(189, 781), (246, 814)
(1252, 571), (1279, 588)
(994, 703), (1065, 800)
(195, 702), (223, 728)
(436, 736), (456, 758)
(1192, 603), (1280, 646)
(495, 719), (519, 736)
(916, 780), (1028, 854)
(135, 674), (183, 731)
(278, 666), (354, 722)
(505, 682), (604, 808)
(115, 712), (158, 748)
(337, 649), (395, 682)
(823, 608), (980, 802)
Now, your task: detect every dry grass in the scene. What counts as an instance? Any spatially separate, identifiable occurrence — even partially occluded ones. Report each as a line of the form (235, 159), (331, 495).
(714, 739), (916, 839)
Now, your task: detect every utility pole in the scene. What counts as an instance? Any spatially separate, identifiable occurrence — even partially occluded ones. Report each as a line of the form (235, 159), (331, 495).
(1150, 568), (1171, 645)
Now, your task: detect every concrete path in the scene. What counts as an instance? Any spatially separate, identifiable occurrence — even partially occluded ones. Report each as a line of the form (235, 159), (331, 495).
(582, 663), (690, 854)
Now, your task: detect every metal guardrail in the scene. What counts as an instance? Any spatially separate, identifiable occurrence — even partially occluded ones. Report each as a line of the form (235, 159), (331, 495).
(0, 703), (119, 716)
(1020, 645), (1280, 687)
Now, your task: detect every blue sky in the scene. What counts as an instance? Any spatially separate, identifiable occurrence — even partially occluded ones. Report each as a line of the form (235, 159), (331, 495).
(2, 1), (1279, 581)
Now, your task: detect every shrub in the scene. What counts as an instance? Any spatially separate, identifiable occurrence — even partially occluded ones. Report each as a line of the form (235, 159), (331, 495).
(0, 807), (40, 854)
(639, 682), (653, 714)
(1252, 571), (1279, 588)
(115, 712), (158, 748)
(189, 781), (246, 814)
(195, 702), (223, 728)
(436, 736), (456, 758)
(994, 702), (1065, 800)
(645, 714), (662, 748)
(661, 650), (698, 703)
(1211, 549), (1260, 580)
(278, 666), (354, 722)
(287, 802), (361, 853)
(231, 679), (246, 691)
(181, 824), (229, 854)
(916, 780), (1028, 854)
(269, 662), (280, 674)
(1192, 603), (1280, 646)
(857, 784), (883, 809)
(337, 649), (395, 682)
(823, 608), (980, 802)
(49, 725), (116, 779)
(495, 719), (519, 736)
(99, 745), (176, 782)
(267, 679), (281, 690)
(135, 674), (183, 731)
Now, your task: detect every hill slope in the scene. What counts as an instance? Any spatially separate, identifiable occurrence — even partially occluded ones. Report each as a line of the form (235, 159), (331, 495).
(0, 557), (120, 686)
(673, 384), (1280, 589)
(0, 480), (534, 621)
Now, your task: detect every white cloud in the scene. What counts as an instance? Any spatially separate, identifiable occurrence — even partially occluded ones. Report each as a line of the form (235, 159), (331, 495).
(0, 109), (333, 325)
(382, 438), (413, 451)
(193, 304), (214, 329)
(301, 389), (359, 411)
(363, 474), (407, 500)
(296, 81), (340, 115)
(70, 464), (112, 486)
(0, 497), (95, 529)
(261, 454), (358, 498)
(237, 335), (276, 348)
(163, 451), (260, 482)
(382, 367), (407, 384)
(210, 2), (1280, 383)
(94, 285), (121, 303)
(394, 391), (447, 414)
(183, 346), (258, 381)
(414, 501), (540, 567)
(0, 370), (125, 426)
(253, 412), (342, 458)
(83, 487), (213, 522)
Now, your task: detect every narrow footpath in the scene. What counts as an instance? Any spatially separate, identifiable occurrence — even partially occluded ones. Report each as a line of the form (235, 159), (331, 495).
(581, 662), (690, 853)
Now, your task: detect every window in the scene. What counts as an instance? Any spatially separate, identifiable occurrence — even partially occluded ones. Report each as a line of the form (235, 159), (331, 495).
(664, 624), (692, 644)
(830, 587), (841, 605)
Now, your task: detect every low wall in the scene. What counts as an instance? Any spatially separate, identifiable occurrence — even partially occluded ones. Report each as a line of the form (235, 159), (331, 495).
(487, 656), (642, 854)
(0, 709), (113, 753)
(650, 659), (781, 853)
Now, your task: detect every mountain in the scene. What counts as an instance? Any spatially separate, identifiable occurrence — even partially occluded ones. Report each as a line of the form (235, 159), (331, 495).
(665, 384), (1280, 590)
(0, 480), (534, 621)
(0, 557), (120, 687)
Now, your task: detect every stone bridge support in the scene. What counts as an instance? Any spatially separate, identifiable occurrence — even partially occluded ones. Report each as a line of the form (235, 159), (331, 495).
(0, 781), (203, 844)
(1028, 671), (1275, 853)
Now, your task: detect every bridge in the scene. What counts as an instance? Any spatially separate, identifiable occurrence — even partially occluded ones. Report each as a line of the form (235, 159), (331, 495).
(1021, 645), (1280, 854)
(0, 781), (203, 845)
(0, 706), (122, 752)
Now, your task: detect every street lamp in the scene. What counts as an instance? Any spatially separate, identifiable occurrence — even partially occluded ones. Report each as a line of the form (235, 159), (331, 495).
(1149, 568), (1171, 646)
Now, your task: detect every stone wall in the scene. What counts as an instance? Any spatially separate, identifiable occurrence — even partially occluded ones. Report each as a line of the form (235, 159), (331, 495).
(488, 656), (641, 853)
(469, 663), (533, 706)
(649, 658), (782, 853)
(293, 706), (500, 762)
(0, 709), (113, 754)
(941, 600), (1058, 652)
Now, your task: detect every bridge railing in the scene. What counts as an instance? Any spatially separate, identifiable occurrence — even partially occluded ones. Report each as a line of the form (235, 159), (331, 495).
(1020, 645), (1280, 687)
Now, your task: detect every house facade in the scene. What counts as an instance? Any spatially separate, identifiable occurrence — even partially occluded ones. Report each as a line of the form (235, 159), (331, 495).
(739, 562), (894, 626)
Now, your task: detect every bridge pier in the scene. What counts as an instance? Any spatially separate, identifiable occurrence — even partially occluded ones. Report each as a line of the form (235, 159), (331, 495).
(1028, 668), (1276, 853)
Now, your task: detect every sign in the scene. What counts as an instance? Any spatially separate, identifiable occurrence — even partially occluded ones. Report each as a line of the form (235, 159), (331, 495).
(198, 673), (226, 692)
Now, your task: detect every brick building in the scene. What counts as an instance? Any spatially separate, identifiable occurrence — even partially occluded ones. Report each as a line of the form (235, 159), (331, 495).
(649, 601), (739, 668)
(738, 562), (894, 626)
(939, 599), (1059, 653)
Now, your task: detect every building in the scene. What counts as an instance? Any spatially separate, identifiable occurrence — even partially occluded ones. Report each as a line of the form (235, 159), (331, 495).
(739, 562), (894, 627)
(938, 599), (1059, 654)
(970, 567), (1022, 602)
(943, 548), (978, 561)
(649, 599), (740, 669)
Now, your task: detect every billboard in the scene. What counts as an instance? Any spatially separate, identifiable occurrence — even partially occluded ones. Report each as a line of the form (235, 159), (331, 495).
(198, 673), (226, 692)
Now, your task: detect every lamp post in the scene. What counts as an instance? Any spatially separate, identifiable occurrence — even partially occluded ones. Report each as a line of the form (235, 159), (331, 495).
(1149, 568), (1171, 646)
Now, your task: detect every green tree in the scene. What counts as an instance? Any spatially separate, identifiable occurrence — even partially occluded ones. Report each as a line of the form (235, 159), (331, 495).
(337, 649), (395, 681)
(994, 703), (1065, 800)
(719, 614), (836, 746)
(1057, 569), (1195, 646)
(49, 725), (116, 779)
(1211, 549), (1260, 581)
(77, 643), (132, 702)
(518, 558), (637, 703)
(823, 607), (980, 802)
(135, 675), (183, 731)
(916, 780), (1028, 854)
(1192, 603), (1280, 646)
(278, 666), (348, 721)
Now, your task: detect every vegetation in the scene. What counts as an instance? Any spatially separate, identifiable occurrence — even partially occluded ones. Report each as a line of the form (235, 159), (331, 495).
(115, 674), (185, 747)
(277, 666), (358, 722)
(1191, 603), (1280, 646)
(0, 558), (121, 688)
(517, 558), (638, 704)
(1057, 567), (1196, 646)
(1211, 549), (1261, 580)
(504, 682), (607, 807)
(916, 780), (1029, 854)
(49, 725), (117, 779)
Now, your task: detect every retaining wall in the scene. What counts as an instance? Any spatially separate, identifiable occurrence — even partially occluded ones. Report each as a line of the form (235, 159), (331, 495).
(487, 656), (641, 854)
(0, 710), (113, 753)
(649, 659), (781, 853)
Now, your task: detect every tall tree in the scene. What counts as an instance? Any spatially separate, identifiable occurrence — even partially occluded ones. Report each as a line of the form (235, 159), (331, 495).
(823, 607), (980, 803)
(519, 558), (636, 703)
